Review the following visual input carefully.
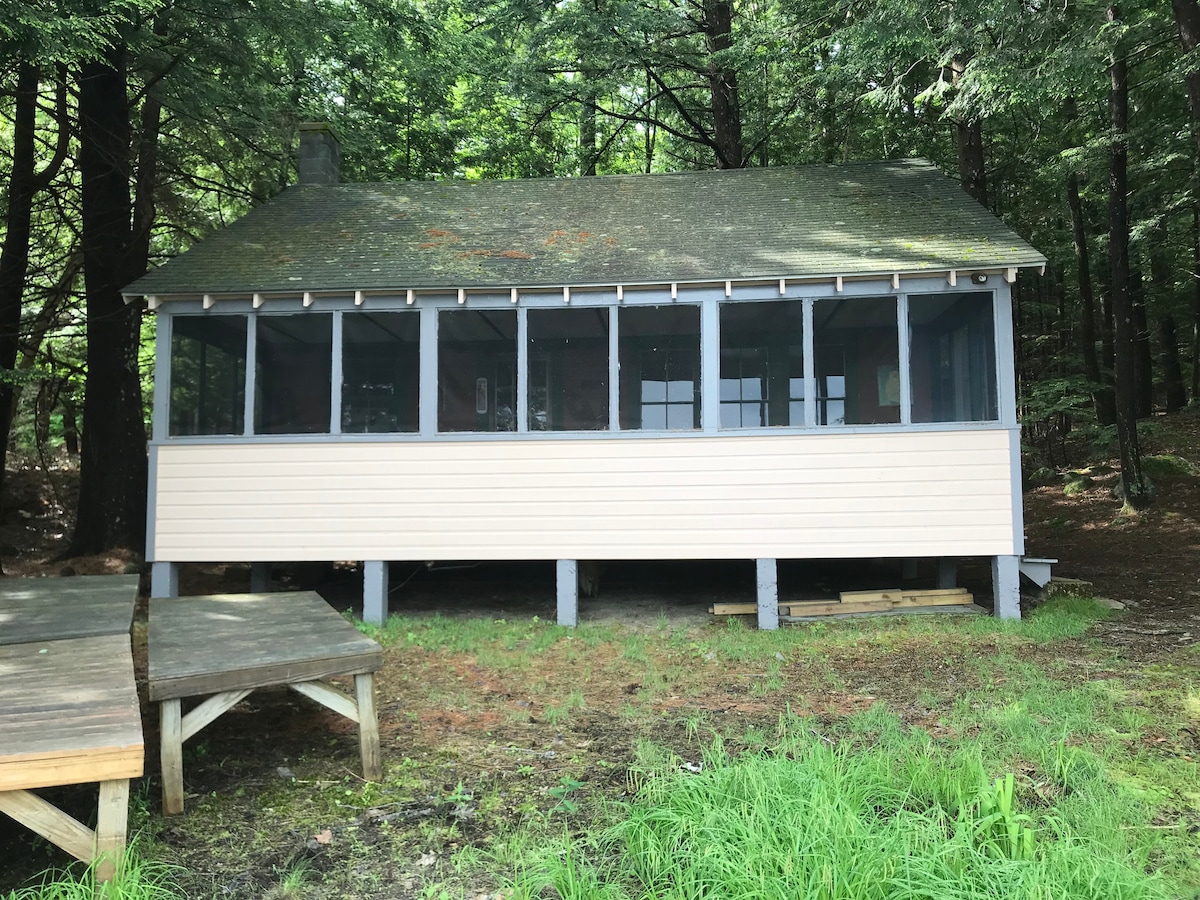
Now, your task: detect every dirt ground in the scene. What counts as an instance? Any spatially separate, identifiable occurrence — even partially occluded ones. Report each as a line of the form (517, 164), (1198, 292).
(0, 415), (1198, 896)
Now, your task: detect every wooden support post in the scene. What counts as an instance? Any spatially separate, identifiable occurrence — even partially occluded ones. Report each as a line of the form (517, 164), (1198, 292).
(181, 689), (253, 743)
(992, 555), (1021, 620)
(250, 563), (271, 594)
(94, 779), (130, 882)
(160, 698), (184, 816)
(937, 558), (958, 589)
(756, 558), (778, 631)
(150, 562), (178, 599)
(356, 673), (382, 782)
(556, 559), (578, 627)
(363, 560), (388, 626)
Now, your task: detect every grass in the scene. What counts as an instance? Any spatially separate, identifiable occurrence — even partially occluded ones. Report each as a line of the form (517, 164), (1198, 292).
(2, 842), (181, 900)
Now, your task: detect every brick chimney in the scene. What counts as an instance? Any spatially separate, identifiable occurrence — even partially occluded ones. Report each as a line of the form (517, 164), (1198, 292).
(297, 122), (341, 185)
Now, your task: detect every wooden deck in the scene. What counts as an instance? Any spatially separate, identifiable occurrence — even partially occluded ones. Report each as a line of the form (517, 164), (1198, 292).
(147, 591), (382, 815)
(0, 575), (144, 882)
(0, 574), (139, 645)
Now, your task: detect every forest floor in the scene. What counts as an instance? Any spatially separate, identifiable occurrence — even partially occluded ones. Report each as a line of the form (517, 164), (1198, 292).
(0, 413), (1198, 898)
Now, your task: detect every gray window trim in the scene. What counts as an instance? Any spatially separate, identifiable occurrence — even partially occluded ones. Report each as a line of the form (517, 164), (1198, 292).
(517, 306), (529, 433)
(608, 306), (620, 432)
(802, 298), (816, 427)
(419, 306), (438, 437)
(243, 315), (256, 437)
(700, 298), (719, 434)
(152, 314), (171, 442)
(330, 309), (343, 435)
(897, 292), (912, 427)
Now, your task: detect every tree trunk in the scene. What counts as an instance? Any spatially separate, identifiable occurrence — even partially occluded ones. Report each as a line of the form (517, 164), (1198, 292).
(0, 61), (41, 509)
(1130, 267), (1154, 417)
(1173, 0), (1200, 159)
(580, 90), (598, 176)
(71, 46), (149, 555)
(703, 0), (743, 168)
(1067, 172), (1115, 423)
(1160, 316), (1188, 412)
(1108, 6), (1149, 507)
(949, 56), (988, 207)
(1193, 211), (1200, 400)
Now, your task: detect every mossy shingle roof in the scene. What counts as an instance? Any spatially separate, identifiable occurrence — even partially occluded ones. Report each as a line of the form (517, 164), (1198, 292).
(125, 159), (1045, 296)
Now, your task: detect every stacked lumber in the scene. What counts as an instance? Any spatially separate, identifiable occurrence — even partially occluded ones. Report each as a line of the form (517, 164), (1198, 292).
(709, 587), (976, 619)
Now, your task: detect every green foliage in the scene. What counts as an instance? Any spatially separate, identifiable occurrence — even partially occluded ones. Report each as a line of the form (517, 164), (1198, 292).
(3, 841), (182, 900)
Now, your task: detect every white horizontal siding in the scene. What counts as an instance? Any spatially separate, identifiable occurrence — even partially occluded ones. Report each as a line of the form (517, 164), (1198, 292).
(151, 431), (1018, 561)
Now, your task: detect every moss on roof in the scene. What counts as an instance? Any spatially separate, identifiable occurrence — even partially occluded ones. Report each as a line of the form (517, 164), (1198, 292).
(125, 159), (1045, 296)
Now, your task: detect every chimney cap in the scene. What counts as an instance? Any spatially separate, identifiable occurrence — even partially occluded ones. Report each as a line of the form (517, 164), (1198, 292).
(298, 121), (343, 140)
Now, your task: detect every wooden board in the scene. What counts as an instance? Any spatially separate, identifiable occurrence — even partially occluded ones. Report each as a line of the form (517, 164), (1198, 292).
(786, 599), (893, 616)
(892, 591), (973, 608)
(0, 575), (140, 646)
(148, 592), (383, 701)
(783, 604), (986, 622)
(0, 635), (144, 791)
(838, 588), (904, 602)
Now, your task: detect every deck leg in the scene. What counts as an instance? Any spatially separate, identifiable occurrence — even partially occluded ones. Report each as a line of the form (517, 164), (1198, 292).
(992, 555), (1021, 620)
(937, 558), (958, 589)
(160, 698), (185, 816)
(756, 558), (778, 631)
(0, 789), (95, 866)
(556, 559), (578, 627)
(249, 563), (271, 593)
(363, 561), (388, 626)
(150, 562), (178, 599)
(94, 779), (130, 882)
(355, 673), (382, 782)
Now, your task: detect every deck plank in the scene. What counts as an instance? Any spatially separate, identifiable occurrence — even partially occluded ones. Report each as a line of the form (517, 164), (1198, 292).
(0, 635), (144, 791)
(0, 575), (140, 646)
(147, 592), (382, 701)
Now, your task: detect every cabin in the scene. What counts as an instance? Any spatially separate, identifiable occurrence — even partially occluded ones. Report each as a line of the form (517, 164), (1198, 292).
(124, 124), (1047, 628)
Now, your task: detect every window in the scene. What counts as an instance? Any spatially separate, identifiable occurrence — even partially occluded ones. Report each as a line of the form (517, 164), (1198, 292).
(618, 305), (700, 430)
(719, 301), (804, 428)
(909, 292), (997, 422)
(439, 309), (517, 432)
(169, 315), (247, 436)
(342, 312), (419, 433)
(813, 297), (899, 425)
(528, 308), (610, 431)
(254, 314), (333, 434)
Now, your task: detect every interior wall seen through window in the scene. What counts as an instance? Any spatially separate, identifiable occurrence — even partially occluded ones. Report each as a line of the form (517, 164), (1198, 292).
(813, 297), (900, 426)
(528, 307), (610, 431)
(618, 305), (701, 430)
(255, 314), (333, 434)
(439, 309), (517, 432)
(909, 292), (997, 422)
(169, 315), (247, 436)
(719, 301), (804, 428)
(342, 312), (420, 433)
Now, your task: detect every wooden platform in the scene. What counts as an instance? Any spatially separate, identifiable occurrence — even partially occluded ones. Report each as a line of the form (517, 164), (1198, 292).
(0, 631), (143, 881)
(148, 592), (383, 815)
(0, 574), (139, 645)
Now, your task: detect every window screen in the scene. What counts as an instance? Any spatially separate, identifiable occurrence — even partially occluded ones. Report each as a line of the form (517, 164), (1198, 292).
(439, 310), (517, 432)
(528, 308), (610, 431)
(169, 315), (247, 436)
(813, 297), (899, 425)
(342, 312), (420, 433)
(719, 300), (804, 428)
(909, 292), (997, 422)
(618, 305), (700, 430)
(254, 314), (333, 434)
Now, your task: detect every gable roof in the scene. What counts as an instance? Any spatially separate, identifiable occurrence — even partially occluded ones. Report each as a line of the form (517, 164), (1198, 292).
(124, 159), (1045, 297)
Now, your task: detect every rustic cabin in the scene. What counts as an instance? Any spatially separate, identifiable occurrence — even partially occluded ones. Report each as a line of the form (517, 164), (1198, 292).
(124, 124), (1047, 628)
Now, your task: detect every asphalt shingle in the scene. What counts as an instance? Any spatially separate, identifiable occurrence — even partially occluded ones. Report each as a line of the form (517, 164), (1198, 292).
(124, 159), (1045, 297)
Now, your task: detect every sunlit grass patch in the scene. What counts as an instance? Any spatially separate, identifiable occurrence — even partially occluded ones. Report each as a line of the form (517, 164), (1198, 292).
(4, 842), (182, 900)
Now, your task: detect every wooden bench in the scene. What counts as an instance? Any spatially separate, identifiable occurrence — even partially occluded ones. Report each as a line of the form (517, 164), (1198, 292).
(0, 635), (144, 882)
(147, 591), (383, 815)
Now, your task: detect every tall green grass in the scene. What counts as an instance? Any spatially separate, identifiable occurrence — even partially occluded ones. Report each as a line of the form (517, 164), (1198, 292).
(3, 842), (182, 900)
(502, 716), (1177, 900)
